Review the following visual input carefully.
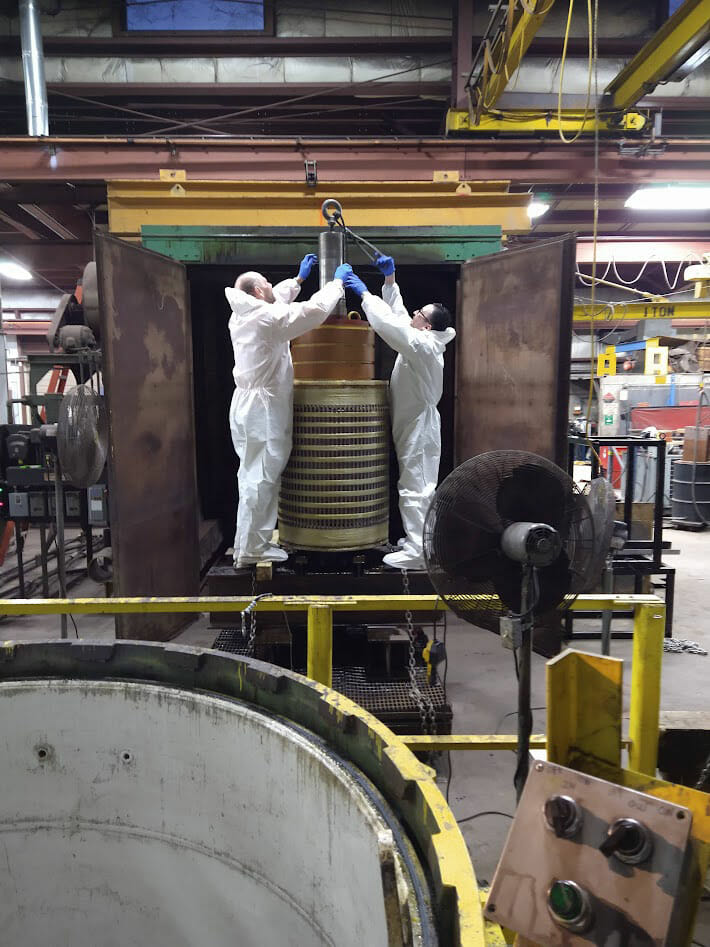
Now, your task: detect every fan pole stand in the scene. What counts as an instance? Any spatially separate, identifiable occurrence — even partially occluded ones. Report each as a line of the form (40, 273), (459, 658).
(513, 565), (535, 803)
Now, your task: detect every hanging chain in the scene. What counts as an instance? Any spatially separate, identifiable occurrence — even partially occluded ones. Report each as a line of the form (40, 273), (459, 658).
(401, 569), (437, 736)
(240, 568), (269, 658)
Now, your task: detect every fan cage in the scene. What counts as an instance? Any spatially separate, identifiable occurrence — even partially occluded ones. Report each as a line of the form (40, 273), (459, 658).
(57, 385), (108, 488)
(423, 451), (596, 633)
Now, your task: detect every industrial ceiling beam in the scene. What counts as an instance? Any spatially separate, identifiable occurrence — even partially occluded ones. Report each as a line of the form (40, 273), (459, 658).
(0, 34), (649, 58)
(466, 0), (557, 118)
(15, 202), (92, 241)
(0, 35), (453, 57)
(3, 137), (710, 185)
(0, 208), (42, 241)
(605, 0), (710, 110)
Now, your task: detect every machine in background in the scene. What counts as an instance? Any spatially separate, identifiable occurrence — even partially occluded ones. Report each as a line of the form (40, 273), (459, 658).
(0, 262), (110, 607)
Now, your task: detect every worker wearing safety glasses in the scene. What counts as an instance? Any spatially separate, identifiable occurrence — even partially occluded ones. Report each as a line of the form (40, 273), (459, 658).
(335, 257), (455, 570)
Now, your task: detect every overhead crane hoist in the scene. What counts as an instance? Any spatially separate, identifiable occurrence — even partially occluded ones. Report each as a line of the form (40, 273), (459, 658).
(448, 0), (710, 138)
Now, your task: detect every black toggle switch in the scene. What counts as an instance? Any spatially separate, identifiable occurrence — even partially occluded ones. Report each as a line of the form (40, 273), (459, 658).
(544, 795), (582, 838)
(600, 818), (653, 864)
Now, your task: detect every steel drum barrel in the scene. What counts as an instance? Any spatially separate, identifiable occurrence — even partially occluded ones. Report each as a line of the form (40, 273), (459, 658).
(671, 460), (710, 524)
(0, 643), (440, 946)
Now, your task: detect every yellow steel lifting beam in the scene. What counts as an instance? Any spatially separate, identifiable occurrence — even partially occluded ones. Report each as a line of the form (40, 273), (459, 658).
(606, 0), (710, 110)
(574, 298), (710, 323)
(446, 110), (647, 135)
(107, 179), (531, 240)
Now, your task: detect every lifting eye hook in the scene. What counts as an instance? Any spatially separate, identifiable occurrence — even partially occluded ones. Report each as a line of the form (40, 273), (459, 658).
(321, 198), (343, 229)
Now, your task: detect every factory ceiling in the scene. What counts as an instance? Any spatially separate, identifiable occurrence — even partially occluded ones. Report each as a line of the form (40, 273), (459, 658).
(0, 0), (708, 293)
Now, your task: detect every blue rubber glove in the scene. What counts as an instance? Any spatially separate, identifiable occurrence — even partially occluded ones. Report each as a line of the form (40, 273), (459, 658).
(375, 253), (395, 276)
(343, 270), (368, 298)
(333, 263), (352, 281)
(298, 253), (318, 281)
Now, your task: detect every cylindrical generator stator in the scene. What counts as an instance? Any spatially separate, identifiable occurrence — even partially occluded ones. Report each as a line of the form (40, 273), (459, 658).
(279, 214), (390, 552)
(279, 381), (389, 550)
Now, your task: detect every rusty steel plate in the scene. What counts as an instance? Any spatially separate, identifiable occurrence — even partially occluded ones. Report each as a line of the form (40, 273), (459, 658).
(95, 232), (200, 641)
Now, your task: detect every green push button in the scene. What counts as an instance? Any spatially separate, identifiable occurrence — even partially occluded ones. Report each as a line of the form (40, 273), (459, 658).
(547, 880), (591, 932)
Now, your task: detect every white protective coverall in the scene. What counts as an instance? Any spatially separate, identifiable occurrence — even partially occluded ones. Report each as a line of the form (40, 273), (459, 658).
(361, 282), (456, 568)
(226, 277), (344, 564)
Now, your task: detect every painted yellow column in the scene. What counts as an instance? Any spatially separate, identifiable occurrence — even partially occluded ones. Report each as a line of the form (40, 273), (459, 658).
(307, 603), (333, 687)
(629, 602), (665, 775)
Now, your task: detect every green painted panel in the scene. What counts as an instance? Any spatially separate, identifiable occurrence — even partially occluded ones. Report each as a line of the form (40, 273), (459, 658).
(141, 225), (501, 266)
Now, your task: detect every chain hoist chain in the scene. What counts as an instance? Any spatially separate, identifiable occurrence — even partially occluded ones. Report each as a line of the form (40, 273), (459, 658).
(401, 569), (437, 736)
(240, 569), (270, 658)
(695, 751), (710, 792)
(663, 637), (708, 655)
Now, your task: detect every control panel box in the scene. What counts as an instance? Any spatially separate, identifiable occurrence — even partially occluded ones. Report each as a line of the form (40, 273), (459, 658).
(2, 486), (88, 524)
(485, 760), (693, 945)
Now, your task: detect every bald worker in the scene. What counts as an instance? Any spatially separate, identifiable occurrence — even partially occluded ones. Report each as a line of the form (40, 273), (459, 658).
(226, 254), (345, 567)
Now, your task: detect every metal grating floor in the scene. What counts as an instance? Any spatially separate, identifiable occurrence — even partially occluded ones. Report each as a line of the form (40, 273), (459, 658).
(212, 628), (452, 734)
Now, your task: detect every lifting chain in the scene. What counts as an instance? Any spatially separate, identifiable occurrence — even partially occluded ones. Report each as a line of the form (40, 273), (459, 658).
(241, 569), (272, 658)
(663, 637), (708, 656)
(695, 751), (710, 792)
(401, 569), (437, 736)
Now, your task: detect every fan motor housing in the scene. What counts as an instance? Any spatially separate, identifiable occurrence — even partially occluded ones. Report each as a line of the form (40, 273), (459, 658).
(501, 522), (562, 568)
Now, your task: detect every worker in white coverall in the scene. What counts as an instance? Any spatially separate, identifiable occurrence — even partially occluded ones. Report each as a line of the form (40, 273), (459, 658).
(338, 258), (455, 570)
(226, 254), (346, 568)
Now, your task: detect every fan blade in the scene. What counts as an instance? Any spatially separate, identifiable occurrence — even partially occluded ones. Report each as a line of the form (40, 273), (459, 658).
(497, 463), (569, 529)
(580, 478), (615, 591)
(537, 551), (573, 612)
(491, 556), (525, 613)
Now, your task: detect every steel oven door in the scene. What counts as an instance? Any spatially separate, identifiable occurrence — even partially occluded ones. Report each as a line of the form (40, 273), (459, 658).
(96, 232), (199, 640)
(455, 234), (576, 469)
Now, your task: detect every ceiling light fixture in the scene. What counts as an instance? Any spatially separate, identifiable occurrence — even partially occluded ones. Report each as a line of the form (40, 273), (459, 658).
(527, 201), (550, 219)
(0, 261), (33, 281)
(48, 143), (58, 169)
(625, 186), (710, 211)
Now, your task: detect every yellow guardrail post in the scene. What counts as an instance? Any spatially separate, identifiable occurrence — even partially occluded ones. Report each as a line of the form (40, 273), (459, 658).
(629, 601), (665, 775)
(307, 603), (333, 687)
(546, 649), (624, 769)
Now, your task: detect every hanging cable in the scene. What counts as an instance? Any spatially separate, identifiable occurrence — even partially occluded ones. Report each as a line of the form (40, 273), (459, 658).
(557, 0), (594, 144)
(584, 0), (600, 444)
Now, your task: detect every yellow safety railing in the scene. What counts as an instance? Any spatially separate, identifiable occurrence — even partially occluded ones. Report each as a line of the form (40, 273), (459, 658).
(0, 592), (665, 775)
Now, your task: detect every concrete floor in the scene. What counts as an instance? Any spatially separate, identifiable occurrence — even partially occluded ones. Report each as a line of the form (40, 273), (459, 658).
(1, 527), (709, 941)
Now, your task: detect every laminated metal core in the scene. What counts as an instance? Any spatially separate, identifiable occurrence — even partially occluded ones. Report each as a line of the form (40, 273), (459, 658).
(279, 381), (390, 550)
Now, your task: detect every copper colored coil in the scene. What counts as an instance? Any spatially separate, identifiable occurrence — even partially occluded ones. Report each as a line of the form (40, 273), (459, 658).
(293, 363), (374, 381)
(278, 380), (389, 550)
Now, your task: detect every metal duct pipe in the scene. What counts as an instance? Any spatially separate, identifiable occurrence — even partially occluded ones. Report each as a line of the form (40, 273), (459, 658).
(19, 0), (48, 137)
(318, 228), (347, 318)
